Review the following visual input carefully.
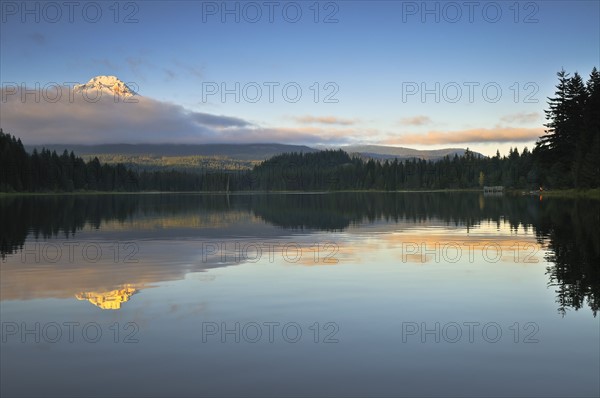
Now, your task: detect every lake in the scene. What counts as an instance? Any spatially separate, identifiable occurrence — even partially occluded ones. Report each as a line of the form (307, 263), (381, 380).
(1, 192), (598, 397)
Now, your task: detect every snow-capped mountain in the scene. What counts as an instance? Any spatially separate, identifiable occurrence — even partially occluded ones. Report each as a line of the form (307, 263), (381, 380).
(74, 76), (137, 97)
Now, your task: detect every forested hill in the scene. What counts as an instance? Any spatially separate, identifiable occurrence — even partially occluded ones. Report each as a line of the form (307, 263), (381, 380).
(24, 143), (318, 160)
(0, 131), (533, 192)
(251, 148), (533, 191)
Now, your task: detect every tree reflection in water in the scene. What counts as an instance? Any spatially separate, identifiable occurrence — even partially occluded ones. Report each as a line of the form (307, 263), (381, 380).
(1, 192), (598, 316)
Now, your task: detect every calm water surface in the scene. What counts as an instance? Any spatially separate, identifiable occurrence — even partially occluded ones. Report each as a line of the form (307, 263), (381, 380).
(1, 192), (599, 397)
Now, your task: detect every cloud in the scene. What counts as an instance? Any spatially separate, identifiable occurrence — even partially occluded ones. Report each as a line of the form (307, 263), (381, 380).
(126, 56), (156, 81)
(173, 60), (203, 80)
(293, 115), (358, 126)
(385, 127), (544, 145)
(27, 32), (46, 46)
(230, 126), (360, 144)
(163, 68), (176, 81)
(0, 86), (357, 145)
(398, 115), (432, 126)
(1, 85), (545, 148)
(132, 61), (202, 82)
(499, 112), (541, 124)
(188, 112), (253, 129)
(92, 58), (120, 71)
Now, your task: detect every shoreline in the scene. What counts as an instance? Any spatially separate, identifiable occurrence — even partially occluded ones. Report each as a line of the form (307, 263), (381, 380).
(525, 188), (600, 199)
(1, 188), (599, 199)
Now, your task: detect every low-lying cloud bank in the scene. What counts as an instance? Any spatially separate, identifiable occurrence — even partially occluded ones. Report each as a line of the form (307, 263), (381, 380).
(385, 127), (544, 145)
(0, 86), (354, 145)
(1, 86), (543, 148)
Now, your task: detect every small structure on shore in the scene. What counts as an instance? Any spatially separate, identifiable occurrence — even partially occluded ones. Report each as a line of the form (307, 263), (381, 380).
(483, 186), (504, 193)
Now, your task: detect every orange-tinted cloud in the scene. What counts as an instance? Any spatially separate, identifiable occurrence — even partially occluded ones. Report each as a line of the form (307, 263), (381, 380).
(398, 115), (432, 126)
(385, 127), (544, 145)
(293, 115), (358, 126)
(500, 112), (541, 124)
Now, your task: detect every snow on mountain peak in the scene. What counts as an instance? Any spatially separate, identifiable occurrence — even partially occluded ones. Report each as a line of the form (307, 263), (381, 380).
(74, 76), (137, 97)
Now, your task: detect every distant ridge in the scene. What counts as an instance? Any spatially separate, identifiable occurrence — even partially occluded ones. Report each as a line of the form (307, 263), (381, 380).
(339, 145), (484, 161)
(25, 143), (483, 162)
(25, 143), (319, 161)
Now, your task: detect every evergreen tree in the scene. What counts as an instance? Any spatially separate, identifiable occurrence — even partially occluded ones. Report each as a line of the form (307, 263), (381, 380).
(535, 67), (598, 188)
(574, 67), (600, 187)
(538, 69), (572, 186)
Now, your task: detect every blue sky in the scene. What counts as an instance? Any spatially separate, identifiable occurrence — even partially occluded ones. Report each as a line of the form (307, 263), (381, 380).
(1, 0), (599, 155)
